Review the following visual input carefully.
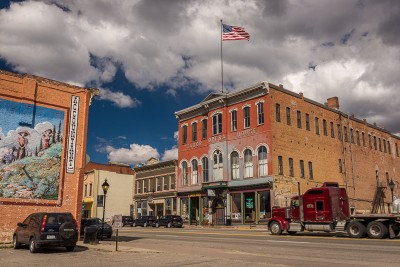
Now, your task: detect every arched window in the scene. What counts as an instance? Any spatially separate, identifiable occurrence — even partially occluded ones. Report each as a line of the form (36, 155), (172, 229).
(191, 159), (198, 184)
(213, 150), (223, 180)
(244, 149), (253, 178)
(202, 157), (209, 182)
(231, 151), (239, 180)
(182, 162), (188, 186)
(258, 146), (268, 176)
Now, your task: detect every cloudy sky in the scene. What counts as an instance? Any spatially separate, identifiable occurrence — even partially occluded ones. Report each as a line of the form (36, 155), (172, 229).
(0, 0), (399, 165)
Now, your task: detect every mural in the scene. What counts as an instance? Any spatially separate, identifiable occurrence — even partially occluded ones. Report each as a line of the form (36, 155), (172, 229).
(0, 99), (64, 199)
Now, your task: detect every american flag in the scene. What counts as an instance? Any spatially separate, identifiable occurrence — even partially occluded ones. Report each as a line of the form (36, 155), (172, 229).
(222, 24), (250, 41)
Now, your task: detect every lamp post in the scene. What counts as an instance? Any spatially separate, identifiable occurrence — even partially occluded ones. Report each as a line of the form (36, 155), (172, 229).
(101, 179), (110, 241)
(389, 179), (395, 203)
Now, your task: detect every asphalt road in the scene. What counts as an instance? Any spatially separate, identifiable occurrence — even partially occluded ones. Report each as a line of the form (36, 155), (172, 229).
(1, 227), (399, 267)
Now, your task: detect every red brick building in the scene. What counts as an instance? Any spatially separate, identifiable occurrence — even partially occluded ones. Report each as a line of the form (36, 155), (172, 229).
(175, 82), (400, 225)
(0, 70), (98, 241)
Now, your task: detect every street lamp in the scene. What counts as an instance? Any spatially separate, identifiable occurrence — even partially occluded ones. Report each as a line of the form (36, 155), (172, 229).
(389, 179), (395, 203)
(101, 179), (110, 241)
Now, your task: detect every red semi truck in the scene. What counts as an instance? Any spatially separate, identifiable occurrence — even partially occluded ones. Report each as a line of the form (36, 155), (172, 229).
(268, 182), (400, 239)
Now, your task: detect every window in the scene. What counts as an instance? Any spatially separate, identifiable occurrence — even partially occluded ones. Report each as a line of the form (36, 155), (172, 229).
(315, 117), (319, 135)
(337, 124), (342, 140)
(330, 122), (334, 138)
(192, 122), (197, 142)
(388, 141), (391, 154)
(231, 151), (239, 180)
(163, 176), (169, 190)
(308, 161), (313, 180)
(276, 103), (281, 122)
(338, 159), (342, 173)
(170, 175), (175, 189)
(231, 110), (237, 131)
(244, 149), (253, 178)
(182, 161), (188, 186)
(396, 143), (399, 157)
(316, 201), (324, 211)
(383, 139), (387, 153)
(300, 160), (304, 178)
(344, 126), (348, 142)
(191, 159), (198, 184)
(362, 132), (365, 146)
(278, 156), (283, 175)
(213, 150), (223, 180)
(369, 134), (372, 148)
(378, 138), (382, 151)
(244, 106), (250, 128)
(374, 136), (377, 150)
(182, 125), (187, 144)
(286, 107), (291, 125)
(89, 183), (92, 196)
(257, 102), (264, 124)
(297, 111), (302, 128)
(305, 113), (310, 131)
(202, 119), (207, 139)
(289, 158), (294, 177)
(202, 157), (209, 182)
(212, 113), (223, 135)
(84, 184), (87, 197)
(157, 177), (162, 191)
(258, 146), (268, 176)
(323, 119), (327, 136)
(350, 128), (354, 144)
(356, 131), (360, 145)
(143, 179), (147, 193)
(137, 180), (142, 194)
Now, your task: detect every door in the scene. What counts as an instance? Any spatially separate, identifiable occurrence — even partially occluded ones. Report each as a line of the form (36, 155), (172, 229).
(212, 197), (225, 225)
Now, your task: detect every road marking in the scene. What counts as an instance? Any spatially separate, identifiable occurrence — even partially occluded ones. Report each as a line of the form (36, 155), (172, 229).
(268, 240), (309, 244)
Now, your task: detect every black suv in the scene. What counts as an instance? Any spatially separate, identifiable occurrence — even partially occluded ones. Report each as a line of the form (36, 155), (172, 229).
(122, 216), (134, 227)
(153, 215), (183, 228)
(133, 216), (156, 227)
(80, 218), (113, 238)
(13, 212), (78, 253)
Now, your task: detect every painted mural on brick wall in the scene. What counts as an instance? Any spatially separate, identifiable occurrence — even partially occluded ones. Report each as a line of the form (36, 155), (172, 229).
(0, 99), (64, 199)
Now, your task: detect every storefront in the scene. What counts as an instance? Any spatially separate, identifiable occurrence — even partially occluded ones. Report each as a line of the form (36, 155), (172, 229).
(135, 195), (177, 219)
(179, 191), (204, 225)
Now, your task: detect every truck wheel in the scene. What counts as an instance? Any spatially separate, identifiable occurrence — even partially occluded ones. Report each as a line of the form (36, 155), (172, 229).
(347, 221), (366, 238)
(270, 221), (282, 235)
(367, 221), (388, 239)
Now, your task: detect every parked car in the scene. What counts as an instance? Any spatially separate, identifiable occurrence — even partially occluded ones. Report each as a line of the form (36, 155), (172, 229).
(133, 216), (156, 227)
(80, 218), (112, 238)
(152, 215), (183, 228)
(13, 212), (78, 253)
(122, 216), (134, 227)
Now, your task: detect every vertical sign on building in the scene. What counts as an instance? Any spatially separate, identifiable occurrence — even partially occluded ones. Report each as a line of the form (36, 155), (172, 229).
(66, 96), (79, 173)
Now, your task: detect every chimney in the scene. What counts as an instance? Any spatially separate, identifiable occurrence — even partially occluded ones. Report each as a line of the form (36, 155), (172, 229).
(326, 97), (339, 110)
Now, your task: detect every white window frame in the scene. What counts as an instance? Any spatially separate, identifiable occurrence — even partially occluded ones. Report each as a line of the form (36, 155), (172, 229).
(244, 149), (253, 178)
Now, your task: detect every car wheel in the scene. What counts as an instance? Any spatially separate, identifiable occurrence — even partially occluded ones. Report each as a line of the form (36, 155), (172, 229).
(144, 222), (147, 227)
(66, 246), (75, 252)
(167, 222), (171, 228)
(13, 235), (21, 249)
(29, 237), (38, 253)
(133, 222), (136, 227)
(269, 221), (282, 235)
(156, 222), (159, 228)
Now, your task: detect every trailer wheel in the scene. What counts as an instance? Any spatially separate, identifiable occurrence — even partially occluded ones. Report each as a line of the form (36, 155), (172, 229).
(367, 221), (388, 239)
(347, 221), (366, 238)
(270, 221), (282, 235)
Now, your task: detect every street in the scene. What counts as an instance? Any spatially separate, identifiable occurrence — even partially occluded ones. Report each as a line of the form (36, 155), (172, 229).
(1, 226), (400, 267)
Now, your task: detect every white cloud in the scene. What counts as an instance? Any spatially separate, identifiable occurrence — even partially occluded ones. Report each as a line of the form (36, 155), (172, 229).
(161, 146), (178, 161)
(105, 143), (160, 165)
(98, 88), (141, 108)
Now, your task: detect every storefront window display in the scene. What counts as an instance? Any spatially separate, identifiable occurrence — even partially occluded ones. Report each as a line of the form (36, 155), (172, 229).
(231, 194), (242, 222)
(181, 198), (189, 221)
(259, 191), (271, 221)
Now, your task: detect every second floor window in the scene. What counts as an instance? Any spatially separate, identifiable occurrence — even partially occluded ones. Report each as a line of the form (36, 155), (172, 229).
(362, 132), (365, 146)
(182, 125), (187, 144)
(257, 102), (264, 124)
(258, 146), (268, 177)
(315, 117), (319, 135)
(137, 181), (142, 194)
(212, 113), (222, 135)
(305, 113), (310, 131)
(276, 103), (281, 122)
(213, 150), (223, 180)
(323, 119), (327, 136)
(330, 122), (334, 138)
(344, 126), (348, 142)
(308, 161), (314, 180)
(278, 156), (283, 175)
(244, 149), (253, 178)
(297, 111), (302, 128)
(396, 143), (399, 157)
(84, 184), (87, 197)
(338, 159), (342, 173)
(374, 136), (377, 150)
(338, 124), (342, 140)
(182, 162), (188, 186)
(192, 122), (197, 142)
(231, 110), (237, 131)
(356, 131), (360, 145)
(289, 158), (294, 177)
(350, 128), (354, 143)
(300, 160), (304, 178)
(286, 107), (291, 125)
(202, 119), (207, 139)
(202, 157), (209, 182)
(191, 159), (198, 184)
(170, 175), (175, 190)
(243, 106), (250, 128)
(388, 141), (391, 154)
(231, 151), (239, 180)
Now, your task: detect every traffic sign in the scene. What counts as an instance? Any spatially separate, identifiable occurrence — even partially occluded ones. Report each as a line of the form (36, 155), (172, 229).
(113, 214), (123, 229)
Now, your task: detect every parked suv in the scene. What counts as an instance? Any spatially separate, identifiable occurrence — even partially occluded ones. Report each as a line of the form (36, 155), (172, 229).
(153, 215), (183, 228)
(133, 216), (156, 227)
(122, 216), (134, 227)
(13, 212), (78, 253)
(81, 218), (112, 238)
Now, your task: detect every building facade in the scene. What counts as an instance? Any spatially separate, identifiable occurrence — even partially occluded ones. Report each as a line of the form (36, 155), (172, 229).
(0, 70), (98, 241)
(83, 162), (135, 221)
(133, 158), (177, 219)
(175, 82), (400, 225)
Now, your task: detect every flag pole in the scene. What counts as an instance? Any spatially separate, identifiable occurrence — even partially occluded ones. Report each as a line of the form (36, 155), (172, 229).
(220, 19), (224, 93)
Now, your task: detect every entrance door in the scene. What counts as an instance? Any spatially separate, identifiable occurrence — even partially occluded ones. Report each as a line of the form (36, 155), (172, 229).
(156, 204), (164, 218)
(244, 192), (255, 223)
(190, 197), (199, 225)
(212, 197), (225, 225)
